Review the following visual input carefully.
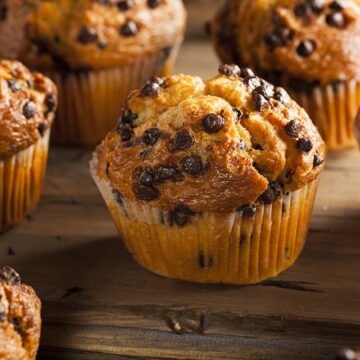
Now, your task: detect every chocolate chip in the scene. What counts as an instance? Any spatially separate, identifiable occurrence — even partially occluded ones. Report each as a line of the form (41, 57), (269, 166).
(329, 1), (344, 11)
(142, 128), (161, 145)
(294, 3), (311, 19)
(313, 153), (324, 168)
(169, 204), (195, 227)
(326, 12), (346, 29)
(246, 76), (262, 90)
(171, 128), (194, 152)
(236, 205), (256, 217)
(120, 109), (138, 126)
(253, 92), (268, 111)
(112, 189), (124, 205)
(138, 168), (156, 185)
(202, 113), (226, 133)
(233, 107), (243, 121)
(77, 26), (98, 44)
(120, 20), (138, 37)
(259, 182), (283, 205)
(119, 127), (133, 142)
(284, 120), (301, 138)
(335, 348), (358, 360)
(273, 87), (290, 105)
(296, 40), (316, 57)
(0, 5), (7, 21)
(117, 0), (134, 11)
(264, 26), (293, 49)
(23, 101), (36, 119)
(182, 156), (205, 177)
(296, 138), (313, 152)
(147, 0), (161, 8)
(218, 64), (241, 77)
(37, 123), (47, 136)
(238, 139), (247, 150)
(133, 184), (160, 201)
(253, 143), (263, 150)
(7, 79), (20, 92)
(10, 318), (21, 334)
(308, 0), (325, 12)
(240, 67), (255, 78)
(140, 76), (163, 97)
(45, 93), (57, 113)
(198, 251), (213, 268)
(0, 266), (21, 286)
(254, 83), (274, 100)
(155, 166), (183, 183)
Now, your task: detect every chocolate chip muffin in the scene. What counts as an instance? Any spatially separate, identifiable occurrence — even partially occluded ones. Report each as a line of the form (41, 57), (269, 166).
(0, 0), (186, 146)
(91, 65), (326, 284)
(0, 266), (41, 360)
(0, 60), (57, 232)
(210, 0), (360, 150)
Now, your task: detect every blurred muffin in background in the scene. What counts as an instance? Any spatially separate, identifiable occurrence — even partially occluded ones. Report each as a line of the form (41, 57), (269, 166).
(210, 0), (360, 150)
(0, 266), (41, 360)
(0, 0), (186, 146)
(0, 60), (57, 233)
(91, 65), (326, 284)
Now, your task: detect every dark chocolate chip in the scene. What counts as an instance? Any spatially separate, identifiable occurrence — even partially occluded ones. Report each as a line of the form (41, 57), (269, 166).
(77, 26), (98, 44)
(202, 113), (226, 133)
(0, 5), (7, 21)
(0, 266), (21, 286)
(112, 189), (124, 204)
(147, 0), (161, 8)
(259, 182), (283, 205)
(23, 101), (36, 119)
(273, 87), (290, 105)
(264, 26), (293, 49)
(171, 128), (194, 151)
(133, 184), (160, 201)
(326, 12), (346, 29)
(120, 20), (138, 37)
(138, 168), (156, 185)
(37, 123), (47, 136)
(296, 40), (316, 57)
(294, 3), (311, 19)
(170, 204), (195, 227)
(246, 76), (261, 90)
(253, 143), (263, 150)
(313, 153), (324, 168)
(329, 1), (344, 11)
(155, 166), (183, 183)
(120, 109), (138, 126)
(296, 138), (313, 152)
(7, 79), (20, 92)
(142, 128), (161, 145)
(236, 205), (256, 217)
(182, 156), (205, 177)
(308, 0), (325, 13)
(119, 126), (133, 142)
(218, 64), (241, 77)
(284, 120), (301, 138)
(238, 139), (247, 150)
(240, 67), (255, 78)
(253, 92), (268, 111)
(45, 93), (57, 113)
(233, 107), (243, 121)
(140, 77), (163, 97)
(117, 0), (134, 11)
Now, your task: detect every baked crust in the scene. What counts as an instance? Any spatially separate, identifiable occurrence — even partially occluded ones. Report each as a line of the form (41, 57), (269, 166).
(0, 60), (57, 159)
(0, 266), (41, 360)
(0, 0), (186, 71)
(211, 0), (360, 85)
(96, 67), (326, 213)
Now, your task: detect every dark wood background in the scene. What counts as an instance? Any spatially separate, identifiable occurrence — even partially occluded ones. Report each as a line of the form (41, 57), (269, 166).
(1, 42), (360, 360)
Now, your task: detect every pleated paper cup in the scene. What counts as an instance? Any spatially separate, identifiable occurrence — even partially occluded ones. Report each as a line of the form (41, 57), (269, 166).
(0, 130), (50, 233)
(287, 80), (360, 151)
(49, 42), (182, 147)
(90, 155), (319, 285)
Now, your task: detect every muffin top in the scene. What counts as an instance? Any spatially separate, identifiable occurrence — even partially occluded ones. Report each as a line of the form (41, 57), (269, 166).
(0, 0), (186, 71)
(0, 267), (41, 360)
(211, 0), (360, 85)
(0, 60), (57, 160)
(95, 65), (326, 214)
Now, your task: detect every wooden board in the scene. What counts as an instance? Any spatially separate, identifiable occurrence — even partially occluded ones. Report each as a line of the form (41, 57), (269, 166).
(1, 41), (360, 360)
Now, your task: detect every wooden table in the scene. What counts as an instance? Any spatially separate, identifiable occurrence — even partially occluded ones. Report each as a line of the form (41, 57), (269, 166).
(1, 41), (360, 360)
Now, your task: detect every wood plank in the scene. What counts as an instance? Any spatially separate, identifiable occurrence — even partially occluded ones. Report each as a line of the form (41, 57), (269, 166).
(0, 41), (359, 359)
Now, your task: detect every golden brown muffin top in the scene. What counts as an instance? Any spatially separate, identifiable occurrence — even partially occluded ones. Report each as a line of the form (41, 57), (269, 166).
(0, 267), (41, 360)
(0, 60), (57, 160)
(211, 0), (360, 85)
(95, 65), (326, 217)
(0, 0), (186, 71)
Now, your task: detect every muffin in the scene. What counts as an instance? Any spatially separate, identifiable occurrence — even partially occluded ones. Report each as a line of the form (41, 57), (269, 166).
(90, 65), (326, 284)
(0, 0), (186, 146)
(0, 266), (41, 360)
(210, 0), (360, 150)
(0, 60), (57, 232)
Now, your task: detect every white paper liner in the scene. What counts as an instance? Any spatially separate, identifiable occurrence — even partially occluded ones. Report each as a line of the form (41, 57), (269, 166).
(0, 130), (50, 232)
(90, 154), (319, 285)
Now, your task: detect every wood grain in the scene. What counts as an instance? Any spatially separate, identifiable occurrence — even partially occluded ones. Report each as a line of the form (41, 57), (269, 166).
(0, 41), (360, 359)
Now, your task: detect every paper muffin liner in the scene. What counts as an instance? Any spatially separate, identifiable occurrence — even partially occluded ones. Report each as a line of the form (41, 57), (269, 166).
(48, 40), (182, 147)
(287, 80), (360, 151)
(0, 130), (50, 233)
(90, 155), (319, 285)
